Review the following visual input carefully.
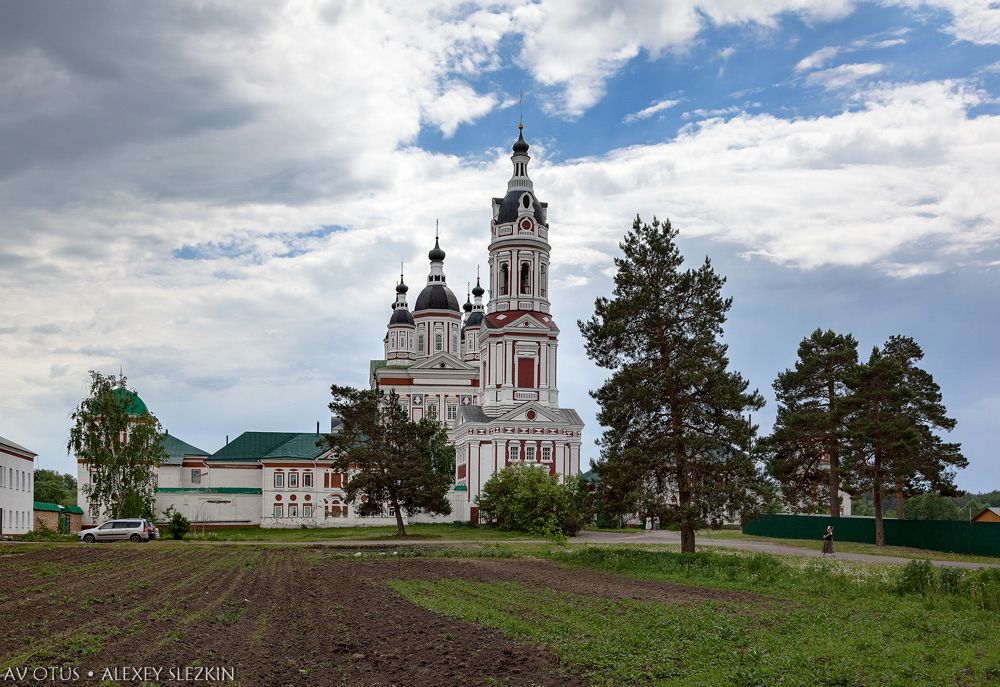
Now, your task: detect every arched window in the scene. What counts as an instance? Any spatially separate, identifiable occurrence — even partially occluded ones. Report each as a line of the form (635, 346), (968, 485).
(418, 333), (425, 352)
(540, 264), (547, 297)
(435, 333), (443, 351)
(520, 262), (531, 294)
(499, 263), (509, 296)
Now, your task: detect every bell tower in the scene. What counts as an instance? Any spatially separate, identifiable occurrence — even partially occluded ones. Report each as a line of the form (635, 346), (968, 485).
(487, 123), (550, 315)
(477, 125), (559, 411)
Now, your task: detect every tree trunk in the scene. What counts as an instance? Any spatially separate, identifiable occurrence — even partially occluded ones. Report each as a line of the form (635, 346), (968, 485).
(828, 451), (840, 517)
(873, 453), (885, 546)
(392, 497), (406, 538)
(827, 374), (841, 517)
(680, 523), (696, 553)
(675, 448), (696, 553)
(895, 486), (906, 520)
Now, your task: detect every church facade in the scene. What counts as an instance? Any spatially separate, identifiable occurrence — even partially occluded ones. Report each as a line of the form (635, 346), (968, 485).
(371, 126), (584, 522)
(77, 127), (582, 528)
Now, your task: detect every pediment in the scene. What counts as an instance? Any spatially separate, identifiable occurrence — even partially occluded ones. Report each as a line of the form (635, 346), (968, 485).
(494, 401), (564, 424)
(487, 310), (558, 333)
(408, 351), (477, 372)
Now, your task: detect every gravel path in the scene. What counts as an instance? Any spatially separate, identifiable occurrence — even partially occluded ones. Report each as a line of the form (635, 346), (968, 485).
(574, 529), (1000, 569)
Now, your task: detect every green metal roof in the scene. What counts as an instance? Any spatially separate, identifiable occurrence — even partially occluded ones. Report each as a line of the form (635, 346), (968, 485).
(160, 433), (211, 465)
(156, 487), (262, 494)
(64, 505), (84, 514)
(34, 501), (63, 512)
(263, 433), (327, 459)
(580, 469), (601, 483)
(370, 359), (388, 377)
(208, 432), (327, 462)
(112, 387), (148, 415)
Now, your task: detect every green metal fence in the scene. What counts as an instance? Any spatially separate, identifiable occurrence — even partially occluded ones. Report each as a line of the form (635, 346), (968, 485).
(743, 514), (1000, 557)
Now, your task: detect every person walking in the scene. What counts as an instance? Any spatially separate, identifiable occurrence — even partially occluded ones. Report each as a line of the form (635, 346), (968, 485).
(822, 526), (834, 557)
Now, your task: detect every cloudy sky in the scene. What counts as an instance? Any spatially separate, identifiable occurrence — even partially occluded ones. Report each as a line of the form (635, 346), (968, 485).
(1, 1), (998, 491)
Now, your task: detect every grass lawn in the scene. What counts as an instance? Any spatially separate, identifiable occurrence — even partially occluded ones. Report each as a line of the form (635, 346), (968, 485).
(393, 547), (1000, 686)
(177, 522), (537, 542)
(696, 529), (1000, 565)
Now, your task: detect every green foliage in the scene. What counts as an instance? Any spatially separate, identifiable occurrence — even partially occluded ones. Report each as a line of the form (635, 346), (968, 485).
(68, 371), (164, 519)
(895, 559), (936, 595)
(967, 569), (1000, 612)
(843, 339), (965, 544)
(891, 560), (1000, 611)
(578, 216), (766, 552)
(762, 328), (858, 516)
(21, 522), (74, 542)
(33, 469), (77, 506)
(163, 506), (191, 540)
(477, 464), (593, 537)
(324, 385), (455, 537)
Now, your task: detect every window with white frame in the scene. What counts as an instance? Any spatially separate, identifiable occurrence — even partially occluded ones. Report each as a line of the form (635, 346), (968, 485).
(288, 504), (298, 517)
(273, 503), (283, 518)
(508, 443), (519, 462)
(446, 404), (457, 421)
(418, 333), (425, 353)
(191, 469), (201, 484)
(303, 504), (313, 518)
(435, 332), (443, 351)
(388, 505), (396, 518)
(526, 445), (536, 462)
(289, 472), (299, 488)
(273, 472), (284, 488)
(541, 446), (551, 462)
(303, 471), (313, 488)
(427, 402), (438, 419)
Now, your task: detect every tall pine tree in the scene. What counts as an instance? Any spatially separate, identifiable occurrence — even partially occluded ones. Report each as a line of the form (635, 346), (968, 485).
(324, 385), (454, 537)
(580, 216), (765, 552)
(844, 337), (964, 544)
(764, 329), (858, 516)
(880, 335), (965, 519)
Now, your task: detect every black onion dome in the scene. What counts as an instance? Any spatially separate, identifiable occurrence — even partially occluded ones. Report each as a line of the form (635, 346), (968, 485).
(464, 311), (485, 329)
(396, 279), (408, 294)
(389, 308), (414, 325)
(428, 237), (446, 261)
(497, 190), (545, 224)
(414, 284), (460, 312)
(472, 278), (485, 298)
(512, 128), (529, 154)
(463, 296), (473, 313)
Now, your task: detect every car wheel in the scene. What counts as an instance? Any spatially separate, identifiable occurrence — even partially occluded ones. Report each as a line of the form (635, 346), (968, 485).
(130, 533), (141, 543)
(83, 534), (95, 543)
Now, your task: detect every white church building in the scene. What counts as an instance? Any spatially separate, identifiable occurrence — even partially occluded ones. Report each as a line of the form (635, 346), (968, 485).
(79, 126), (583, 528)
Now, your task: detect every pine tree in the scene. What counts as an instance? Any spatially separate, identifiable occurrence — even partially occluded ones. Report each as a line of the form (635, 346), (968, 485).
(68, 371), (164, 519)
(880, 335), (965, 519)
(579, 216), (765, 552)
(324, 385), (454, 537)
(844, 337), (964, 545)
(764, 329), (858, 516)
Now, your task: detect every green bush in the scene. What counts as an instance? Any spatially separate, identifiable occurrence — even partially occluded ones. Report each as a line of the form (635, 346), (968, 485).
(967, 568), (1000, 611)
(476, 464), (594, 537)
(937, 566), (964, 594)
(895, 560), (936, 595)
(163, 506), (191, 540)
(21, 522), (74, 542)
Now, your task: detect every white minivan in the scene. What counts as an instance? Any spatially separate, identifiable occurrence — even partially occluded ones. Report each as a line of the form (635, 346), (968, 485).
(78, 519), (151, 543)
